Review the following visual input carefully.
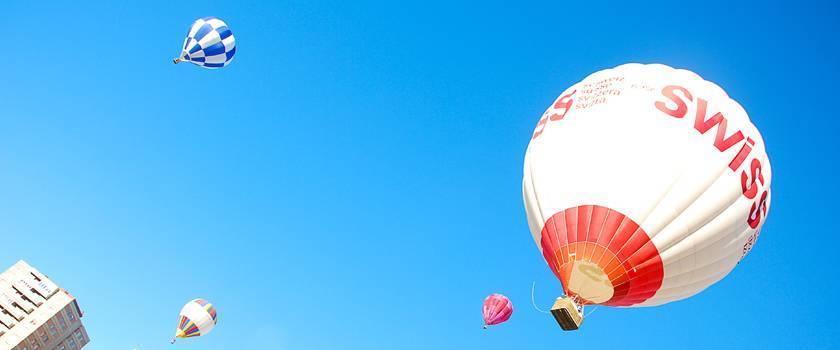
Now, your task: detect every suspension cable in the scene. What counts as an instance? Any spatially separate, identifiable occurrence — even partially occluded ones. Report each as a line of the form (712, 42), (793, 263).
(530, 281), (550, 314)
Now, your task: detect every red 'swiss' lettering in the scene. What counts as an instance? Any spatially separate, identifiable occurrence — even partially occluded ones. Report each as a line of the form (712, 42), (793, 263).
(654, 85), (692, 118)
(532, 83), (769, 230)
(532, 117), (548, 139)
(550, 90), (576, 121)
(748, 190), (769, 229)
(532, 90), (576, 139)
(655, 85), (746, 152)
(740, 158), (764, 199)
(693, 99), (744, 151)
(728, 137), (755, 171)
(654, 85), (768, 229)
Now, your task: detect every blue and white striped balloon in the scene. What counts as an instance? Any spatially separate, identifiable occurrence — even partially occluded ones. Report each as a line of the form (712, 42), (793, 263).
(174, 17), (236, 69)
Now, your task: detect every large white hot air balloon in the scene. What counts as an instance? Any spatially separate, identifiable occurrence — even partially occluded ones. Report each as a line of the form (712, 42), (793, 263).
(523, 63), (771, 329)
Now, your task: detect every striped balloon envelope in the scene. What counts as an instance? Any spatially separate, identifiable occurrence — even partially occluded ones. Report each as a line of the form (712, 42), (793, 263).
(172, 298), (219, 343)
(174, 17), (236, 69)
(523, 63), (772, 308)
(482, 294), (513, 328)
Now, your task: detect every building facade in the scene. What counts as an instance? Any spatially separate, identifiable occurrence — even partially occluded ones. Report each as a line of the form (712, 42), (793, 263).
(0, 261), (89, 350)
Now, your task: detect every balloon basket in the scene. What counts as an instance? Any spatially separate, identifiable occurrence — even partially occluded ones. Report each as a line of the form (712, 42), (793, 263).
(550, 296), (583, 331)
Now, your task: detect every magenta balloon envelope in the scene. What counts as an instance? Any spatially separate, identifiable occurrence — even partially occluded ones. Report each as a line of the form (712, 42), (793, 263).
(482, 294), (513, 328)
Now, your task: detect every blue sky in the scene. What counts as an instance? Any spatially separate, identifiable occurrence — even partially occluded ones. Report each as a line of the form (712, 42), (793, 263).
(2, 0), (839, 349)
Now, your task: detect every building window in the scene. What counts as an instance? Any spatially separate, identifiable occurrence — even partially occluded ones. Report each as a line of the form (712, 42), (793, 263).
(48, 323), (57, 336)
(40, 331), (49, 342)
(29, 338), (40, 349)
(68, 338), (77, 349)
(57, 346), (65, 350)
(65, 308), (75, 321)
(59, 317), (67, 330)
(74, 330), (84, 342)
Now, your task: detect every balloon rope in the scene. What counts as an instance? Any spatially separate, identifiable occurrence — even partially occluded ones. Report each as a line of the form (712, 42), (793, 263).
(584, 305), (599, 318)
(531, 281), (550, 314)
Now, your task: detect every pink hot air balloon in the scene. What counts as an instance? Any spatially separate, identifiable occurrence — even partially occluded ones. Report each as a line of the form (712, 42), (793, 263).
(482, 294), (513, 329)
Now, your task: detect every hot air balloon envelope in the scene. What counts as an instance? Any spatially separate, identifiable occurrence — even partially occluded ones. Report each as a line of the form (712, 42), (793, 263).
(523, 63), (772, 309)
(482, 294), (513, 328)
(175, 17), (236, 69)
(172, 298), (219, 343)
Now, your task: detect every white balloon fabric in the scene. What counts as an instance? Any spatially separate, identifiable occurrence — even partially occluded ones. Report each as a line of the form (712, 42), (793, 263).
(173, 298), (218, 341)
(523, 63), (772, 307)
(175, 17), (236, 69)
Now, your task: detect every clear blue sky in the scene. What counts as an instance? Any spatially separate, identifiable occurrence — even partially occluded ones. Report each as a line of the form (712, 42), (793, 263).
(2, 1), (838, 349)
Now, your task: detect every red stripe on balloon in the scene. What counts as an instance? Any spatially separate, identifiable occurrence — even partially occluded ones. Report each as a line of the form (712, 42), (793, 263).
(539, 205), (664, 306)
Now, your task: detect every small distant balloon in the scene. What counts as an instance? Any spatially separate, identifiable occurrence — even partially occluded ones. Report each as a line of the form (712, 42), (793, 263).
(482, 294), (513, 329)
(174, 17), (236, 69)
(171, 299), (219, 343)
